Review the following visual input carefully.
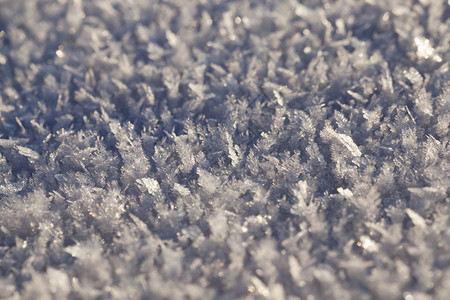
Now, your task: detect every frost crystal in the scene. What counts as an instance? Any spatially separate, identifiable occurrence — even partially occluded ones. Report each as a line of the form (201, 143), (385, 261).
(0, 0), (449, 299)
(414, 37), (443, 62)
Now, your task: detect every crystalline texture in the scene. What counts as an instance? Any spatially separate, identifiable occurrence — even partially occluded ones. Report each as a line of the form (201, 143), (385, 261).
(0, 0), (448, 299)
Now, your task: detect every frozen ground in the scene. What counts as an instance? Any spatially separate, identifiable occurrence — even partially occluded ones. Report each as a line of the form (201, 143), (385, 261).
(0, 0), (449, 299)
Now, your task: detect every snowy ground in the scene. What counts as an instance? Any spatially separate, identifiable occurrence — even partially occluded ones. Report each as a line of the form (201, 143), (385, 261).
(0, 0), (449, 299)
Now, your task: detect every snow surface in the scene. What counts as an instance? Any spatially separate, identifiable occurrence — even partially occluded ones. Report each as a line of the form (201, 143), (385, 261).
(0, 0), (449, 299)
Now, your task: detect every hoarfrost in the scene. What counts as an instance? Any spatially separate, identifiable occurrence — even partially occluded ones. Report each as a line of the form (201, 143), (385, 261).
(337, 187), (354, 198)
(0, 0), (449, 298)
(406, 208), (427, 229)
(321, 124), (362, 157)
(16, 146), (39, 160)
(414, 37), (442, 62)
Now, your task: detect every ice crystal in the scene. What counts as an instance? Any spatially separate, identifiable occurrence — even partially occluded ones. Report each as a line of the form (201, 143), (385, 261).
(0, 0), (449, 299)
